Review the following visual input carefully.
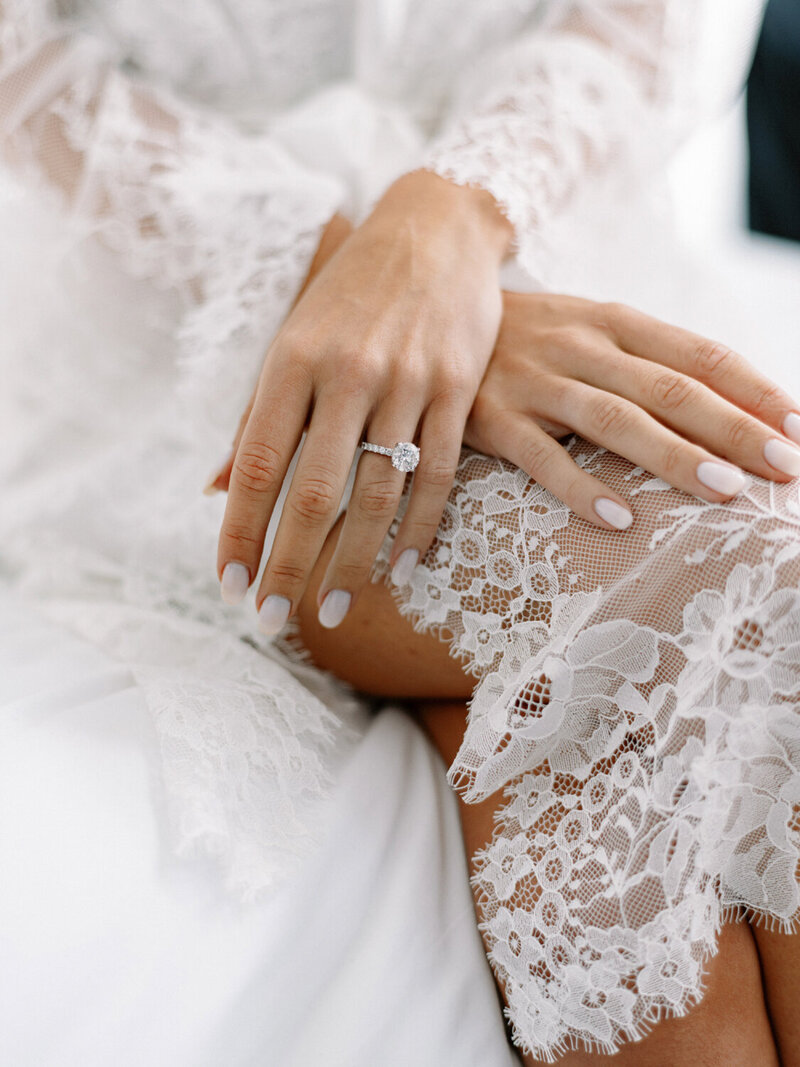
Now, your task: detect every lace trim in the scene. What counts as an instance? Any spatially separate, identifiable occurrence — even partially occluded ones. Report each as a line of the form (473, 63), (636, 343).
(372, 440), (800, 1058)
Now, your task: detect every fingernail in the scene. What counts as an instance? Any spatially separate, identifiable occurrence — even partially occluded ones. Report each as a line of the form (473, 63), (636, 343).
(764, 437), (800, 477)
(257, 594), (291, 635)
(318, 589), (351, 629)
(593, 498), (633, 530)
(391, 548), (419, 586)
(220, 562), (250, 605)
(783, 412), (800, 446)
(202, 449), (234, 495)
(696, 461), (748, 496)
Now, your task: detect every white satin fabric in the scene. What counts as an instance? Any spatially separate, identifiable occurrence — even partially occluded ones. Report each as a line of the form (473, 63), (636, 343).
(0, 595), (519, 1067)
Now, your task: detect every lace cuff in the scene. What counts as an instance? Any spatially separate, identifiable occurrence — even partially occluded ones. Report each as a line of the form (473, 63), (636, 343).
(420, 1), (762, 287)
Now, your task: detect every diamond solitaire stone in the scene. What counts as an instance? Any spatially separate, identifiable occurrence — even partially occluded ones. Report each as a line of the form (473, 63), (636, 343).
(391, 442), (420, 473)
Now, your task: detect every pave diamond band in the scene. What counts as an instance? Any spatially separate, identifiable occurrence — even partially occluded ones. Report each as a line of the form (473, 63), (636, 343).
(360, 440), (420, 473)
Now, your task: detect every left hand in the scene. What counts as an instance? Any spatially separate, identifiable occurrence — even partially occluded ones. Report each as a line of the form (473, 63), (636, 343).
(210, 170), (513, 631)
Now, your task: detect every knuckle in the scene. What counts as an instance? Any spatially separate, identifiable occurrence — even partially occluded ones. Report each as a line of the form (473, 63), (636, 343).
(430, 369), (472, 406)
(561, 472), (585, 503)
(753, 382), (785, 413)
(601, 301), (630, 324)
(520, 438), (556, 478)
(234, 441), (283, 494)
(271, 337), (314, 380)
(471, 391), (499, 424)
(536, 374), (568, 410)
(398, 360), (428, 393)
(222, 521), (263, 552)
(337, 347), (374, 381)
(591, 396), (630, 437)
(334, 367), (373, 400)
(649, 371), (697, 412)
(356, 480), (400, 520)
(594, 302), (630, 338)
(290, 477), (339, 525)
(550, 326), (586, 353)
(660, 440), (685, 477)
(328, 558), (367, 585)
(419, 459), (456, 492)
(267, 559), (307, 588)
(726, 414), (755, 451)
(693, 339), (734, 379)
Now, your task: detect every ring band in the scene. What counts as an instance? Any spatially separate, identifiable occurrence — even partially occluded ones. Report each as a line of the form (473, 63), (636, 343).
(360, 440), (420, 473)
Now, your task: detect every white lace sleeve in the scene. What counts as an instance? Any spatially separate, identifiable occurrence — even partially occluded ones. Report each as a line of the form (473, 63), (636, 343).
(0, 0), (345, 438)
(420, 0), (766, 283)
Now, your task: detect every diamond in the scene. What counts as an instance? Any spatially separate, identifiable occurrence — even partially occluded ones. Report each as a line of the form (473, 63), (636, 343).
(391, 442), (420, 473)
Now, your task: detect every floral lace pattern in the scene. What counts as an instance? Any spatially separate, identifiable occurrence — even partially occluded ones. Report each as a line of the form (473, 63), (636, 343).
(373, 441), (800, 1059)
(0, 0), (780, 1059)
(42, 597), (365, 899)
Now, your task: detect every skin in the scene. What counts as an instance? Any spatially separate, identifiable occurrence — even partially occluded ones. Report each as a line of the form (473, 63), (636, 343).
(208, 188), (800, 1061)
(215, 172), (513, 635)
(295, 524), (797, 1065)
(211, 191), (800, 637)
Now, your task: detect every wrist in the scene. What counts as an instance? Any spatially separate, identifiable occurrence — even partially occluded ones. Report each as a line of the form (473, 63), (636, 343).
(371, 169), (513, 267)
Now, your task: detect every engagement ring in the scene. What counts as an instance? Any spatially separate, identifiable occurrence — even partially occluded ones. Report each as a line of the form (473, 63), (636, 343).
(360, 440), (420, 473)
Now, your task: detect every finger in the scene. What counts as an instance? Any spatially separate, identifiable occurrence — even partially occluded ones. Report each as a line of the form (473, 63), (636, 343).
(571, 345), (800, 483)
(254, 390), (369, 632)
(203, 391), (257, 495)
(547, 379), (750, 502)
(487, 411), (634, 530)
(388, 393), (469, 586)
(216, 361), (311, 605)
(317, 404), (421, 628)
(603, 302), (800, 441)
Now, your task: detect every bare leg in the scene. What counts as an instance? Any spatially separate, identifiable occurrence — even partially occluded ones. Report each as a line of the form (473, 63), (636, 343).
(415, 700), (780, 1066)
(295, 514), (472, 700)
(296, 520), (789, 1065)
(752, 924), (800, 1066)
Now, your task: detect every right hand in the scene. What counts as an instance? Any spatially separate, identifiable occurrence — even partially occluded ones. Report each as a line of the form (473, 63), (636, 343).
(463, 291), (800, 530)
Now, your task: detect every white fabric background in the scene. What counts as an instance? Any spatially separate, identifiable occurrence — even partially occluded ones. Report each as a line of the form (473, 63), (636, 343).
(0, 594), (519, 1067)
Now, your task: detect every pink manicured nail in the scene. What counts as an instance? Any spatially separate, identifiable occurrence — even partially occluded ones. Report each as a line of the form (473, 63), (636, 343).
(220, 562), (250, 605)
(783, 412), (800, 446)
(391, 548), (419, 586)
(696, 461), (747, 496)
(593, 498), (633, 530)
(258, 595), (291, 634)
(764, 438), (800, 477)
(318, 590), (351, 629)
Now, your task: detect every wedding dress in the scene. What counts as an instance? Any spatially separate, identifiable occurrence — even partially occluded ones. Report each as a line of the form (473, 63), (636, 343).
(1, 0), (793, 1061)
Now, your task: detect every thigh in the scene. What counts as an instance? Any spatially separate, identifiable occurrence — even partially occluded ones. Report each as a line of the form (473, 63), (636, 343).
(296, 513), (472, 699)
(752, 923), (800, 1066)
(415, 699), (780, 1067)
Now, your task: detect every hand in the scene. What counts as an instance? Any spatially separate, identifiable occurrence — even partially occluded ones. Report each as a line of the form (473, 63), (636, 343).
(213, 171), (513, 631)
(204, 211), (355, 499)
(463, 292), (800, 530)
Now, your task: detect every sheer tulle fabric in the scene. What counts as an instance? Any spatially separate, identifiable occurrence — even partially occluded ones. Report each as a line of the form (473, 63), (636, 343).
(0, 0), (787, 1060)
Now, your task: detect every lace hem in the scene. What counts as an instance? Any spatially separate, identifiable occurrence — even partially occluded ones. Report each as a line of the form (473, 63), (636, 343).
(33, 592), (366, 902)
(371, 439), (800, 1058)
